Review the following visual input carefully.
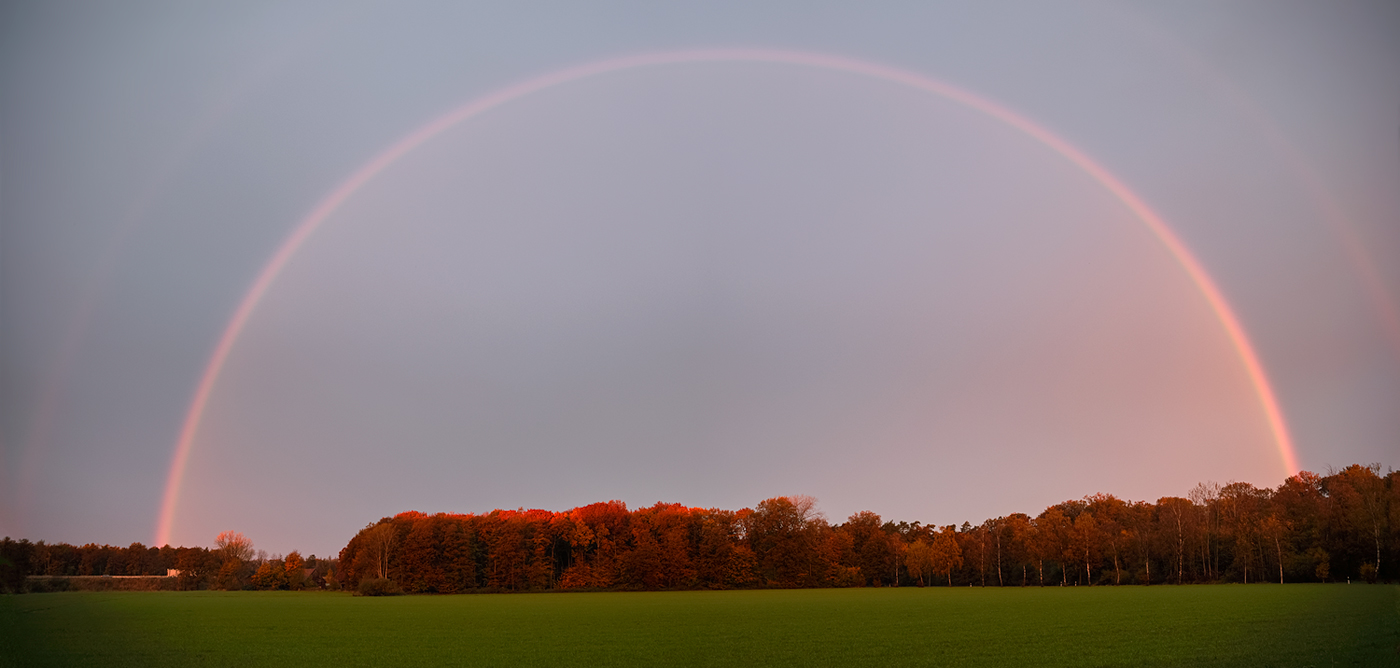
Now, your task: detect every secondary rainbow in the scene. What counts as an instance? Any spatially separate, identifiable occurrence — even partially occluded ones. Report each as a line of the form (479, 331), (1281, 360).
(154, 48), (1299, 547)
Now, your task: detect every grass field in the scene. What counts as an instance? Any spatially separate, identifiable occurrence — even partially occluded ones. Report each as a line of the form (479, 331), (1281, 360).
(2, 584), (1396, 667)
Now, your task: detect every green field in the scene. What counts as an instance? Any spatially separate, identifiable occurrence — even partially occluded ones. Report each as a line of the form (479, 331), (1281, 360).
(2, 585), (1396, 667)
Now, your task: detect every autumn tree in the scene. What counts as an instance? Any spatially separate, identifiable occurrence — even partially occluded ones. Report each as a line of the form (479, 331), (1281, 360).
(1069, 513), (1099, 585)
(651, 504), (698, 588)
(1274, 471), (1326, 580)
(397, 516), (449, 593)
(1156, 497), (1193, 584)
(1026, 515), (1051, 585)
(1187, 481), (1220, 574)
(1034, 506), (1073, 586)
(845, 511), (895, 587)
(619, 503), (697, 589)
(958, 522), (990, 586)
(1085, 495), (1127, 585)
(621, 508), (665, 589)
(1120, 501), (1155, 584)
(565, 500), (631, 588)
(1390, 470), (1400, 580)
(745, 497), (822, 587)
(215, 531), (253, 563)
(365, 522), (398, 580)
(930, 525), (963, 586)
(1326, 464), (1389, 579)
(1218, 482), (1269, 583)
(174, 547), (213, 590)
(1257, 515), (1288, 584)
(210, 531), (253, 590)
(252, 558), (288, 589)
(689, 508), (756, 588)
(214, 559), (242, 590)
(986, 518), (1004, 586)
(1189, 482), (1222, 580)
(999, 514), (1033, 586)
(481, 511), (533, 590)
(0, 538), (31, 593)
(905, 539), (934, 586)
(284, 551), (306, 590)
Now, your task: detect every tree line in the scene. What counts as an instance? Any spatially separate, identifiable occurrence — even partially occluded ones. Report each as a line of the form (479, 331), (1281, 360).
(0, 530), (336, 593)
(3, 463), (1393, 594)
(337, 464), (1397, 593)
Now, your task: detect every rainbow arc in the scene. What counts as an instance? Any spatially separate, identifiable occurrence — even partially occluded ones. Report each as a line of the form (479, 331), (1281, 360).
(155, 49), (1297, 548)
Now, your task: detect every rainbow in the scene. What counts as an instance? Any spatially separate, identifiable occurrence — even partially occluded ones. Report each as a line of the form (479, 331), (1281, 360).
(154, 48), (1298, 547)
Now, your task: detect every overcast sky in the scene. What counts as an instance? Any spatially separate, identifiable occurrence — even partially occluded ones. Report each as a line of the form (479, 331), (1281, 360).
(2, 1), (1397, 557)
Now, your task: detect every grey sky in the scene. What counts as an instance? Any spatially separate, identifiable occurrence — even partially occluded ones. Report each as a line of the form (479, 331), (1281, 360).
(2, 1), (1397, 557)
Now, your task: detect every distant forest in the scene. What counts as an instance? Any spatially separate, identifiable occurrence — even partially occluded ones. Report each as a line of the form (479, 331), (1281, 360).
(3, 463), (1395, 594)
(0, 531), (336, 593)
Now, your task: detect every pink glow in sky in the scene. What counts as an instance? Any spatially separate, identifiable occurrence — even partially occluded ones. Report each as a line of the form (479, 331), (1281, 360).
(3, 2), (1395, 556)
(154, 49), (1297, 548)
